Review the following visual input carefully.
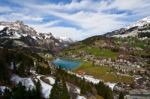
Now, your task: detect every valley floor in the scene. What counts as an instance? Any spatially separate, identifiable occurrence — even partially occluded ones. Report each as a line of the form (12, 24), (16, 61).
(73, 61), (133, 84)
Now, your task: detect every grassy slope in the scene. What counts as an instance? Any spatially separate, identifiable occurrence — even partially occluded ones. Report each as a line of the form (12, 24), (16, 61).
(85, 47), (118, 59)
(74, 61), (133, 84)
(96, 95), (104, 99)
(60, 37), (149, 84)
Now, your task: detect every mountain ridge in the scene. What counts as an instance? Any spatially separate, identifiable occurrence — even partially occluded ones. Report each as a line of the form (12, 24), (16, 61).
(0, 20), (72, 53)
(104, 16), (150, 38)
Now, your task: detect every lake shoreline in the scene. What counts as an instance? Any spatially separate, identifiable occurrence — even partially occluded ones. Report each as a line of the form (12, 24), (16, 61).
(52, 58), (81, 70)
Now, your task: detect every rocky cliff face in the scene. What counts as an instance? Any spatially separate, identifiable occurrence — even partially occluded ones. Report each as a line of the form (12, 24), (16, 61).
(0, 21), (72, 53)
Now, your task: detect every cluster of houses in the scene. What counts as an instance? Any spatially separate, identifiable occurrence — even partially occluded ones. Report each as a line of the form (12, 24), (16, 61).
(113, 80), (150, 99)
(62, 51), (150, 99)
(65, 52), (147, 75)
(124, 89), (150, 99)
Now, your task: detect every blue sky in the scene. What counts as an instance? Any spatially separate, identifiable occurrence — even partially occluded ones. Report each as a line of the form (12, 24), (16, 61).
(0, 0), (150, 40)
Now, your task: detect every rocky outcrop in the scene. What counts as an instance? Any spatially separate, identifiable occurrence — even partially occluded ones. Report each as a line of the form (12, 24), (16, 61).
(0, 21), (72, 53)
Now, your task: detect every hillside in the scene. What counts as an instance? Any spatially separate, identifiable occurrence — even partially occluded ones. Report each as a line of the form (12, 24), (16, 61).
(0, 21), (71, 53)
(0, 17), (150, 99)
(0, 47), (113, 99)
(0, 21), (113, 99)
(58, 17), (150, 96)
(105, 16), (150, 38)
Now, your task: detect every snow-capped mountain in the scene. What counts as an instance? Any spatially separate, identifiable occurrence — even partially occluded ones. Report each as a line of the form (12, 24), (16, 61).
(105, 16), (150, 38)
(126, 16), (150, 29)
(58, 36), (74, 43)
(0, 21), (37, 38)
(0, 21), (71, 52)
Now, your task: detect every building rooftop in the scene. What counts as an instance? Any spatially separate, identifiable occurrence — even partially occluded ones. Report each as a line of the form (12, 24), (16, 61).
(129, 89), (150, 95)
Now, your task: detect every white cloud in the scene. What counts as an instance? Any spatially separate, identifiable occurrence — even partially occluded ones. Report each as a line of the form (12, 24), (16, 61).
(108, 0), (150, 16)
(0, 6), (12, 13)
(0, 0), (150, 40)
(10, 13), (43, 22)
(31, 24), (85, 40)
(0, 12), (43, 23)
(29, 20), (61, 32)
(110, 0), (149, 10)
(110, 0), (142, 10)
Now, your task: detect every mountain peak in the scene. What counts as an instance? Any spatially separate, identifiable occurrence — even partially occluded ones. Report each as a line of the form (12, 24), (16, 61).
(105, 16), (150, 38)
(14, 20), (24, 25)
(0, 20), (24, 28)
(0, 20), (72, 52)
(142, 16), (150, 22)
(126, 16), (150, 29)
(0, 20), (37, 37)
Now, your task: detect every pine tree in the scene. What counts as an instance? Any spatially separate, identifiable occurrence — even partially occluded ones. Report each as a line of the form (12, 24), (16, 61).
(49, 77), (60, 99)
(62, 79), (70, 99)
(0, 62), (10, 84)
(2, 82), (43, 99)
(49, 78), (70, 99)
(27, 88), (40, 99)
(95, 82), (113, 99)
(0, 89), (2, 97)
(2, 88), (11, 99)
(35, 80), (42, 99)
(119, 92), (124, 99)
(12, 82), (28, 99)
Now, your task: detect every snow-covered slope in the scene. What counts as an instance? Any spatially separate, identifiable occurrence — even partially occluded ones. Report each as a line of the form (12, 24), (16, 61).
(0, 26), (5, 31)
(68, 71), (116, 90)
(37, 76), (53, 99)
(126, 16), (150, 29)
(58, 36), (73, 42)
(0, 86), (11, 93)
(11, 74), (35, 90)
(10, 73), (56, 99)
(76, 96), (86, 99)
(105, 16), (150, 38)
(0, 21), (37, 38)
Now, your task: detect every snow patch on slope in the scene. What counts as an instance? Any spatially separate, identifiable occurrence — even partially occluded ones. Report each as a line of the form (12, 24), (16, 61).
(58, 36), (73, 42)
(11, 74), (35, 90)
(68, 71), (116, 90)
(0, 26), (5, 31)
(37, 76), (53, 99)
(11, 32), (21, 39)
(31, 36), (37, 40)
(106, 82), (116, 90)
(76, 95), (86, 99)
(112, 30), (138, 38)
(46, 77), (55, 85)
(0, 86), (11, 93)
(126, 16), (150, 29)
(142, 16), (150, 23)
(83, 75), (100, 84)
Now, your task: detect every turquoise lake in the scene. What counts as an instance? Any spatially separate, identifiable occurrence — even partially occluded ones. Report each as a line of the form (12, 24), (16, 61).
(52, 58), (80, 70)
